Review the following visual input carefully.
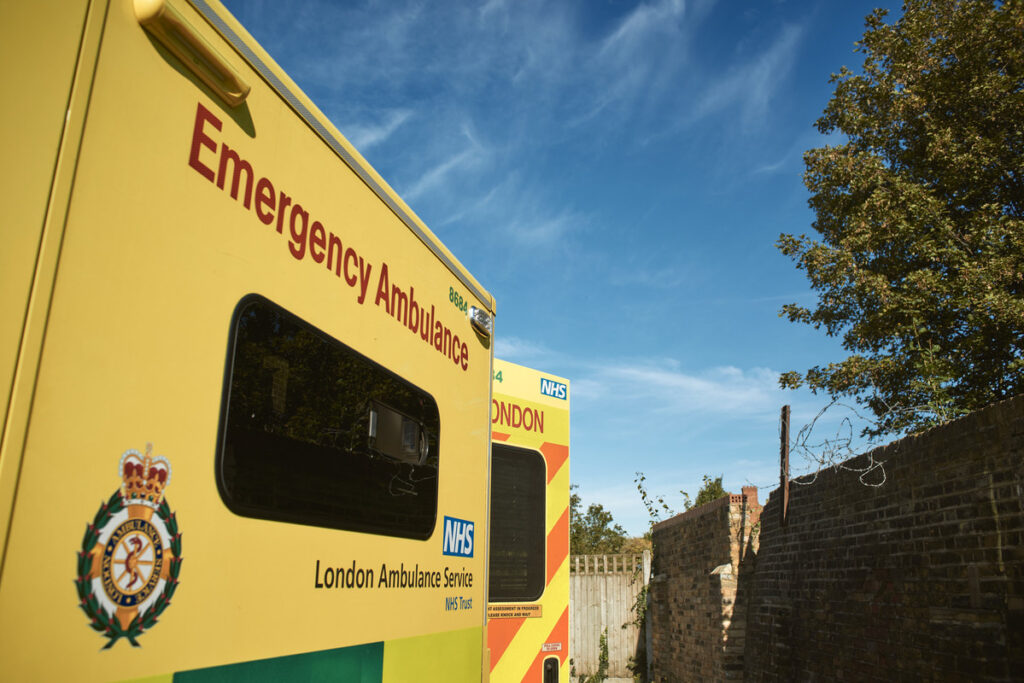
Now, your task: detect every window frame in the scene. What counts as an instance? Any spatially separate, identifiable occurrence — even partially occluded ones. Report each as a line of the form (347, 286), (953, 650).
(488, 442), (547, 602)
(215, 293), (441, 540)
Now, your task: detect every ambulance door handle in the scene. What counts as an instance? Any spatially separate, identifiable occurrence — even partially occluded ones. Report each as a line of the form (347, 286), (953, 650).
(136, 0), (251, 106)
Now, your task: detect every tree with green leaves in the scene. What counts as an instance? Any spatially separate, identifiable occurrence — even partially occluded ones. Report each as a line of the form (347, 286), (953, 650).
(570, 485), (628, 555)
(681, 474), (727, 511)
(778, 0), (1023, 437)
(635, 472), (728, 524)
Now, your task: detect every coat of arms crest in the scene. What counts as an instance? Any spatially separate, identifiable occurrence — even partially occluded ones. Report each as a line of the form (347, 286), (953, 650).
(75, 444), (182, 648)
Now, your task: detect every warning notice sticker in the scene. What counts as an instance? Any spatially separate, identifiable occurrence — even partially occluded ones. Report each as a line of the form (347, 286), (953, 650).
(487, 604), (543, 619)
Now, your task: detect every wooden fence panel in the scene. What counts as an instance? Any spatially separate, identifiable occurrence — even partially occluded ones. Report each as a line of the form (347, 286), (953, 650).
(569, 553), (649, 679)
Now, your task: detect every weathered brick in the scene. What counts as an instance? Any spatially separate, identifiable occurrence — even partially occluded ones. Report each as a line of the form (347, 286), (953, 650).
(741, 395), (1024, 681)
(649, 490), (761, 681)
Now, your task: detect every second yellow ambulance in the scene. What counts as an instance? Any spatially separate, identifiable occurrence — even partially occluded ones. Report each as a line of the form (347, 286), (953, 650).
(488, 359), (571, 683)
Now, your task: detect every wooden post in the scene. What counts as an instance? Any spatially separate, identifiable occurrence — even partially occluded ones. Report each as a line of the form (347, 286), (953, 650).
(643, 549), (653, 683)
(780, 404), (790, 527)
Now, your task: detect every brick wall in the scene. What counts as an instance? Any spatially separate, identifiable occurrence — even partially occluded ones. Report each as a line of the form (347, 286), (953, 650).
(649, 489), (761, 681)
(745, 395), (1024, 681)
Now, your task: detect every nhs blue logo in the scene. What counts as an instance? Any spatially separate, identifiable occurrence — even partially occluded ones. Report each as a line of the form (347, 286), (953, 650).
(540, 378), (568, 400)
(442, 516), (474, 557)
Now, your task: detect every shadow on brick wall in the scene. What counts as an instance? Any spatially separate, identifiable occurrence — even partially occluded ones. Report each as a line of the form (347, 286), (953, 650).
(648, 489), (762, 681)
(743, 394), (1024, 681)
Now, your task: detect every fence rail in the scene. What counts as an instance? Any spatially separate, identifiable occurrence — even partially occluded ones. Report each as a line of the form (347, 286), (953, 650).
(570, 553), (644, 575)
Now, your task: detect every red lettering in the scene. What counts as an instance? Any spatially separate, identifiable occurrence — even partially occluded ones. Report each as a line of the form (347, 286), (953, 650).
(408, 287), (420, 332)
(375, 263), (391, 312)
(309, 221), (326, 264)
(492, 400), (543, 430)
(422, 306), (434, 343)
(255, 177), (275, 225)
(276, 190), (292, 234)
(185, 102), (473, 373)
(217, 144), (254, 207)
(288, 204), (309, 260)
(391, 284), (408, 324)
(327, 234), (343, 275)
(188, 102), (221, 182)
(343, 248), (358, 286)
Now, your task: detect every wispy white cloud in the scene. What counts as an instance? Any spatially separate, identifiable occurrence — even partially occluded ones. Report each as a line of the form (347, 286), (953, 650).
(494, 335), (556, 363)
(753, 156), (789, 174)
(239, 0), (772, 263)
(504, 350), (771, 410)
(752, 128), (823, 175)
(565, 357), (783, 421)
(417, 158), (587, 252)
(599, 362), (780, 414)
(403, 124), (488, 202)
(690, 22), (805, 130)
(478, 0), (511, 22)
(605, 250), (695, 289)
(567, 358), (806, 535)
(342, 109), (413, 150)
(404, 149), (476, 202)
(599, 0), (687, 58)
(504, 211), (581, 247)
(436, 184), (501, 227)
(571, 0), (694, 127)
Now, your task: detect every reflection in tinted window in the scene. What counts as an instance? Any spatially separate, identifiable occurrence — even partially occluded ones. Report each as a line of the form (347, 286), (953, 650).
(217, 295), (440, 539)
(488, 444), (546, 601)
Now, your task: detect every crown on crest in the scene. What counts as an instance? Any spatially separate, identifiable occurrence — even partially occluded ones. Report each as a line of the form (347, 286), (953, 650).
(119, 443), (172, 509)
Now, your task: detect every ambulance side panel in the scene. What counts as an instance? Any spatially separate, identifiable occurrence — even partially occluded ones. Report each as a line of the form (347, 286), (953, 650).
(0, 1), (493, 680)
(0, 0), (92, 477)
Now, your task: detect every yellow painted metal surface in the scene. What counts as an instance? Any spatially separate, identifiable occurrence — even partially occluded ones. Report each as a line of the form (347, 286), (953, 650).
(0, 1), (494, 680)
(0, 0), (98, 557)
(383, 627), (484, 682)
(489, 359), (571, 683)
(0, 0), (91, 437)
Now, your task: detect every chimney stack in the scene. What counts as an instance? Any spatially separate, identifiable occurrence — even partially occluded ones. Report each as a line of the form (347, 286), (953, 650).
(741, 486), (758, 507)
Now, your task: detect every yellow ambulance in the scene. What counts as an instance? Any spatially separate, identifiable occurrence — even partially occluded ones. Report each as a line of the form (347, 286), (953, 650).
(488, 359), (571, 683)
(0, 0), (496, 679)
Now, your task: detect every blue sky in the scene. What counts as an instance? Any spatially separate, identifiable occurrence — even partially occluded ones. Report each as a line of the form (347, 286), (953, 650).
(222, 0), (902, 536)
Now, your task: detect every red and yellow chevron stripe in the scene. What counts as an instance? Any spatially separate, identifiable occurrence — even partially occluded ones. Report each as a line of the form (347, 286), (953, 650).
(488, 360), (570, 683)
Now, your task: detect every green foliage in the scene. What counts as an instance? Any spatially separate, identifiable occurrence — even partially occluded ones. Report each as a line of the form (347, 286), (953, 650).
(635, 471), (728, 522)
(620, 535), (652, 554)
(779, 0), (1024, 436)
(635, 472), (674, 523)
(680, 474), (727, 511)
(627, 473), (727, 681)
(625, 582), (649, 682)
(570, 485), (628, 555)
(578, 628), (609, 683)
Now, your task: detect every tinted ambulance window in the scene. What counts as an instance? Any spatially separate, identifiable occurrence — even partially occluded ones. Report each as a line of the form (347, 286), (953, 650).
(217, 295), (440, 539)
(488, 443), (546, 601)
